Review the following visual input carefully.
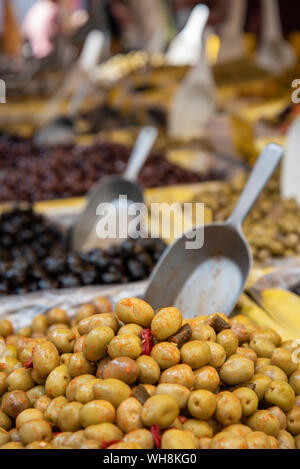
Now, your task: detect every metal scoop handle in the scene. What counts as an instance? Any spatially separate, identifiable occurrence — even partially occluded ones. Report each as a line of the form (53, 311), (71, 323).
(124, 126), (158, 182)
(228, 143), (283, 228)
(223, 0), (247, 37)
(261, 0), (283, 42)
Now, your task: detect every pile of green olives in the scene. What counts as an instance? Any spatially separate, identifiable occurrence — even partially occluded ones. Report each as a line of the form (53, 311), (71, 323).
(0, 297), (300, 450)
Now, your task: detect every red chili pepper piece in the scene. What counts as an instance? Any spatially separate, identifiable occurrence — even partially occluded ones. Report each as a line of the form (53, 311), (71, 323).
(24, 356), (33, 369)
(141, 329), (154, 355)
(101, 440), (121, 449)
(150, 425), (162, 449)
(178, 415), (188, 423)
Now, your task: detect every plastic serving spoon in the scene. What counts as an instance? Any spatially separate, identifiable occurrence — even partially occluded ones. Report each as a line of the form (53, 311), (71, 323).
(71, 126), (158, 252)
(256, 0), (295, 75)
(143, 143), (283, 317)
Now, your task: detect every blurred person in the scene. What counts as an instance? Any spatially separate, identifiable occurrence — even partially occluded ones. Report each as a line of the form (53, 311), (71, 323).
(22, 0), (64, 59)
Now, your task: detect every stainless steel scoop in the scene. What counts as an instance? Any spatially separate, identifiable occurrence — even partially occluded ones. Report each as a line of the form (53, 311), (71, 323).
(71, 126), (158, 252)
(144, 143), (283, 317)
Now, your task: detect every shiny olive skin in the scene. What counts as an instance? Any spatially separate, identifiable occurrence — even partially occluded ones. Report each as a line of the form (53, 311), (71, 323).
(188, 390), (216, 420)
(141, 394), (179, 429)
(116, 397), (143, 433)
(0, 409), (12, 431)
(123, 428), (154, 449)
(45, 365), (72, 398)
(277, 429), (296, 449)
(289, 370), (300, 395)
(194, 366), (220, 392)
(246, 410), (280, 436)
(103, 356), (139, 384)
(19, 419), (52, 445)
(0, 319), (14, 337)
(1, 390), (31, 418)
(67, 353), (95, 378)
(77, 314), (119, 335)
(47, 328), (75, 354)
(66, 375), (95, 401)
(115, 298), (155, 327)
(151, 307), (182, 341)
(79, 400), (115, 427)
(180, 341), (211, 370)
(58, 402), (83, 432)
(209, 433), (247, 449)
(249, 337), (275, 358)
(236, 347), (257, 363)
(216, 330), (238, 357)
(159, 364), (195, 389)
(287, 406), (300, 435)
(259, 364), (288, 382)
(33, 395), (51, 413)
(265, 380), (295, 412)
(268, 406), (287, 430)
(232, 387), (258, 417)
(207, 342), (226, 368)
(151, 342), (180, 370)
(75, 304), (96, 324)
(15, 409), (43, 430)
(191, 322), (216, 342)
(6, 368), (35, 392)
(93, 378), (131, 408)
(247, 374), (272, 401)
(44, 396), (68, 425)
(93, 297), (112, 314)
(246, 431), (272, 449)
(220, 357), (254, 385)
(161, 429), (198, 449)
(136, 355), (160, 384)
(183, 419), (213, 439)
(0, 371), (8, 396)
(215, 392), (242, 426)
(26, 385), (45, 406)
(108, 334), (142, 359)
(82, 326), (115, 362)
(84, 423), (123, 446)
(155, 383), (190, 409)
(75, 378), (99, 404)
(271, 348), (298, 376)
(47, 308), (69, 326)
(0, 428), (11, 447)
(118, 324), (143, 337)
(32, 341), (60, 378)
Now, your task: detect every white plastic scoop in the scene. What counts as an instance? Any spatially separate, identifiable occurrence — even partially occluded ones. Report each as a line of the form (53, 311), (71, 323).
(281, 115), (300, 203)
(166, 4), (210, 66)
(256, 0), (295, 74)
(144, 143), (283, 317)
(218, 0), (247, 63)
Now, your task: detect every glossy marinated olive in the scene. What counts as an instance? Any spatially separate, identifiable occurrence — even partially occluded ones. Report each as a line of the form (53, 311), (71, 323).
(44, 396), (68, 425)
(151, 307), (182, 341)
(286, 406), (300, 435)
(216, 329), (238, 357)
(232, 387), (258, 417)
(249, 337), (276, 358)
(188, 390), (216, 420)
(247, 374), (272, 401)
(268, 406), (287, 430)
(246, 410), (280, 436)
(191, 322), (216, 342)
(32, 341), (60, 377)
(194, 366), (220, 392)
(83, 326), (114, 362)
(277, 429), (296, 449)
(183, 419), (213, 439)
(271, 348), (298, 376)
(265, 380), (295, 412)
(47, 308), (69, 325)
(58, 402), (83, 432)
(136, 355), (160, 384)
(236, 347), (257, 363)
(1, 390), (31, 418)
(0, 409), (12, 430)
(207, 342), (226, 368)
(0, 319), (14, 337)
(33, 395), (51, 413)
(77, 314), (119, 335)
(84, 423), (123, 446)
(155, 383), (190, 409)
(93, 379), (131, 408)
(26, 385), (45, 406)
(6, 368), (35, 392)
(123, 428), (154, 449)
(161, 429), (198, 449)
(251, 329), (281, 347)
(141, 394), (179, 429)
(220, 357), (254, 385)
(93, 297), (113, 314)
(31, 315), (48, 334)
(150, 342), (180, 370)
(115, 298), (154, 327)
(66, 374), (95, 401)
(159, 364), (195, 389)
(75, 378), (99, 403)
(47, 328), (75, 354)
(75, 304), (96, 324)
(118, 324), (143, 337)
(0, 428), (11, 447)
(45, 365), (72, 398)
(15, 409), (43, 430)
(103, 356), (139, 384)
(246, 431), (272, 449)
(19, 419), (52, 445)
(180, 341), (211, 370)
(209, 432), (247, 449)
(215, 392), (242, 426)
(108, 334), (142, 359)
(116, 397), (143, 433)
(289, 370), (300, 395)
(79, 400), (115, 427)
(67, 353), (95, 377)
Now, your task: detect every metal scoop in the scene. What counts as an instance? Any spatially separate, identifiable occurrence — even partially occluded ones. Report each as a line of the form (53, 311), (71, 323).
(71, 126), (158, 252)
(144, 143), (283, 317)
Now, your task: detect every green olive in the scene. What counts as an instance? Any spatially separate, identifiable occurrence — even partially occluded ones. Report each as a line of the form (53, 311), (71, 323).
(103, 357), (140, 384)
(123, 428), (154, 449)
(31, 315), (48, 334)
(82, 326), (115, 362)
(209, 432), (247, 449)
(79, 400), (115, 427)
(107, 334), (142, 359)
(161, 429), (198, 449)
(67, 353), (95, 378)
(191, 321), (216, 342)
(93, 378), (131, 408)
(75, 304), (96, 324)
(142, 394), (179, 429)
(289, 370), (300, 395)
(220, 357), (254, 385)
(0, 409), (12, 430)
(249, 337), (276, 358)
(48, 328), (75, 354)
(33, 395), (51, 413)
(66, 374), (95, 401)
(247, 374), (272, 401)
(26, 385), (45, 406)
(1, 390), (31, 418)
(151, 307), (182, 341)
(118, 324), (143, 337)
(207, 342), (226, 368)
(271, 348), (298, 376)
(44, 396), (68, 425)
(277, 429), (296, 449)
(93, 297), (112, 314)
(58, 402), (83, 432)
(136, 355), (160, 384)
(0, 428), (11, 447)
(19, 419), (52, 445)
(115, 298), (154, 327)
(45, 365), (72, 398)
(188, 390), (216, 420)
(183, 419), (213, 438)
(47, 308), (69, 325)
(6, 368), (35, 392)
(32, 341), (60, 377)
(155, 383), (190, 409)
(194, 366), (220, 392)
(265, 380), (295, 411)
(84, 423), (123, 446)
(180, 341), (211, 370)
(15, 408), (43, 429)
(77, 314), (119, 335)
(159, 364), (195, 389)
(246, 410), (280, 436)
(216, 330), (238, 357)
(116, 397), (143, 433)
(232, 387), (258, 417)
(151, 342), (180, 370)
(215, 391), (242, 425)
(0, 319), (13, 337)
(287, 406), (300, 435)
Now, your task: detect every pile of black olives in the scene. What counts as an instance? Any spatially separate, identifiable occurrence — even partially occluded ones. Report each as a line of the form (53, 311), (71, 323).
(0, 207), (166, 295)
